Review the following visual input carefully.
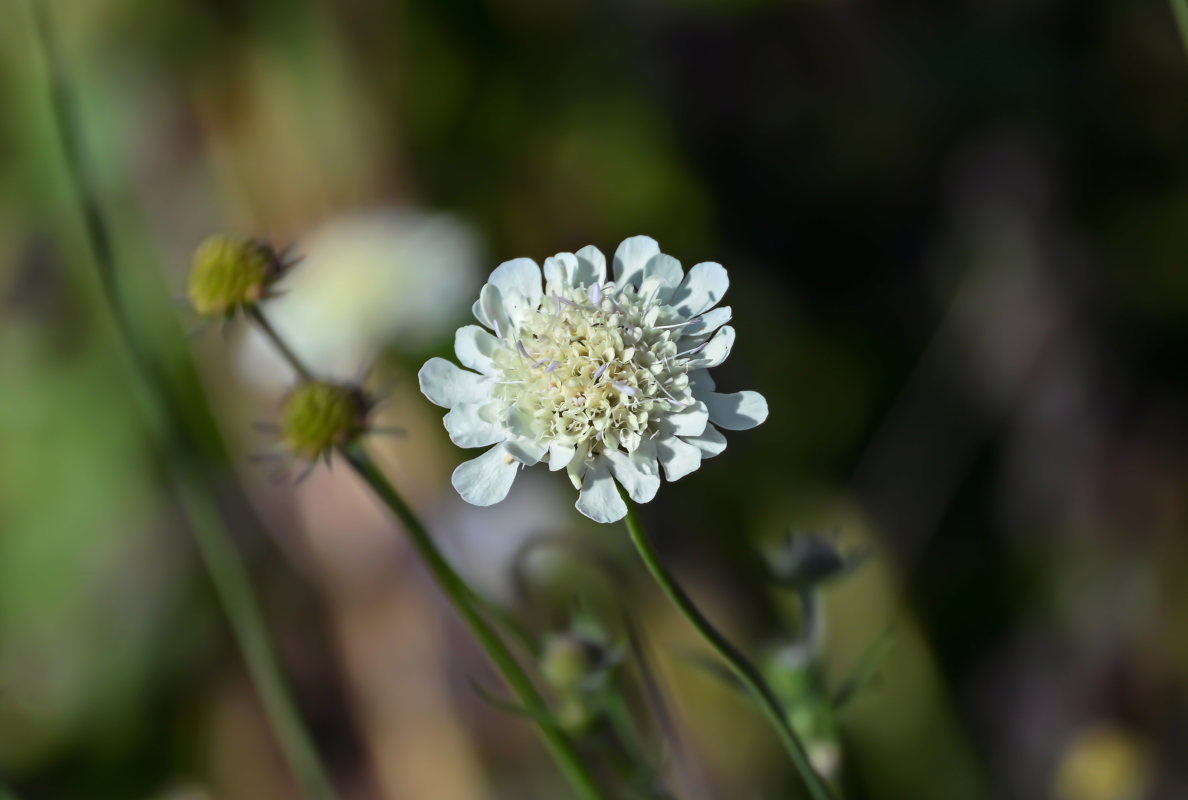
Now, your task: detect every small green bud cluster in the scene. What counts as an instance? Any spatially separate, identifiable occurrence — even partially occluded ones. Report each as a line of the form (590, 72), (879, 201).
(280, 382), (371, 462)
(764, 532), (864, 590)
(187, 235), (382, 473)
(756, 531), (877, 784)
(187, 235), (288, 317)
(539, 625), (618, 734)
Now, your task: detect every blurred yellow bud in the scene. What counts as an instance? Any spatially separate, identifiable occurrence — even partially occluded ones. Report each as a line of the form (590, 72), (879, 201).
(187, 236), (284, 317)
(1053, 724), (1152, 800)
(280, 382), (369, 461)
(540, 634), (598, 693)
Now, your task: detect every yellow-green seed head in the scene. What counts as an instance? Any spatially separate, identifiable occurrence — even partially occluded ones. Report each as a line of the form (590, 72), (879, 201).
(188, 235), (277, 316)
(280, 382), (368, 460)
(540, 634), (597, 692)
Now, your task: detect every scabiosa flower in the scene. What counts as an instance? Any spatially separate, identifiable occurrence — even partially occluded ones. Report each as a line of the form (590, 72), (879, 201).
(419, 236), (768, 523)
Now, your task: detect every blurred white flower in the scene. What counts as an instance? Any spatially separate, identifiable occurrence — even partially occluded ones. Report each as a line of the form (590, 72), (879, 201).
(237, 207), (482, 387)
(419, 235), (767, 523)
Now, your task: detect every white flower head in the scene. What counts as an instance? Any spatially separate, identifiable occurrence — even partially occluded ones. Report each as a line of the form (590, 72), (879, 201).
(419, 236), (768, 523)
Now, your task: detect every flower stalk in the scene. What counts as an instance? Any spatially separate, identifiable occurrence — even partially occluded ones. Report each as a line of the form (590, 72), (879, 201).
(27, 3), (337, 798)
(248, 310), (608, 800)
(619, 493), (836, 800)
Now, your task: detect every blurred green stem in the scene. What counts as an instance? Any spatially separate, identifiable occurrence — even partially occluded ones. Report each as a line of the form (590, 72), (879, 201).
(27, 4), (338, 799)
(248, 310), (608, 800)
(620, 494), (835, 800)
(174, 475), (338, 800)
(1173, 0), (1188, 60)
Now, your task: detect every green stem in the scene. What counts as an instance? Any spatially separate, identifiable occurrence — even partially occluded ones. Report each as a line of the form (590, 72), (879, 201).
(341, 447), (606, 800)
(248, 308), (314, 383)
(620, 495), (835, 800)
(247, 312), (606, 800)
(175, 474), (338, 800)
(1173, 0), (1188, 60)
(26, 4), (338, 798)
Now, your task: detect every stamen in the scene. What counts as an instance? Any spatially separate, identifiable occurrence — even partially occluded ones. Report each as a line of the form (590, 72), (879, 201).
(676, 341), (709, 358)
(611, 380), (638, 396)
(546, 361), (559, 373)
(493, 319), (502, 339)
(592, 363), (609, 381)
(590, 283), (602, 304)
(655, 381), (688, 406)
(517, 340), (532, 359)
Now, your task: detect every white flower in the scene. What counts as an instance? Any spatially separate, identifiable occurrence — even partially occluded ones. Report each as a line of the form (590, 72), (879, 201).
(418, 236), (768, 523)
(236, 207), (482, 387)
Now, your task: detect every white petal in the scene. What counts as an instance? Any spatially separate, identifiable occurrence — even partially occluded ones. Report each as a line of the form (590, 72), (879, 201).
(418, 357), (490, 408)
(683, 306), (732, 337)
(575, 459), (628, 523)
(613, 236), (661, 289)
(684, 423), (728, 458)
(454, 325), (503, 375)
(688, 369), (716, 393)
(672, 262), (729, 318)
(656, 435), (703, 482)
(643, 253), (683, 286)
(544, 253), (577, 295)
(548, 442), (576, 471)
(443, 403), (505, 448)
(504, 437), (548, 465)
(574, 245), (607, 286)
(704, 390), (768, 431)
(604, 444), (661, 504)
(662, 400), (709, 437)
(488, 257), (543, 310)
(686, 326), (735, 369)
(452, 444), (519, 506)
(477, 283), (514, 339)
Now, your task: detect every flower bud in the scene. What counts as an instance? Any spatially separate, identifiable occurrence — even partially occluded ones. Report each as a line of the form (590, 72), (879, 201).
(766, 532), (863, 590)
(188, 236), (286, 317)
(279, 381), (370, 461)
(540, 634), (602, 693)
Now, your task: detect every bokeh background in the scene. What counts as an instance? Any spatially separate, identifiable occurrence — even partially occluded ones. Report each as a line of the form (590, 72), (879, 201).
(2, 0), (1188, 798)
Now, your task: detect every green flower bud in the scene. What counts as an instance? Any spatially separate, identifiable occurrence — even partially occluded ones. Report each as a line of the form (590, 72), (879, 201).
(188, 236), (285, 317)
(765, 532), (864, 590)
(280, 382), (369, 461)
(540, 634), (600, 693)
(555, 694), (595, 734)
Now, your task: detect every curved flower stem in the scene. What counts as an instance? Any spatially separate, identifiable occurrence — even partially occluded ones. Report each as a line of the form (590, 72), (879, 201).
(620, 494), (835, 800)
(340, 450), (606, 800)
(27, 4), (338, 799)
(247, 312), (607, 800)
(248, 308), (314, 383)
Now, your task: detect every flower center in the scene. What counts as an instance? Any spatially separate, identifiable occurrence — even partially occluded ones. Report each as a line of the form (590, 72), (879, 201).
(496, 283), (695, 455)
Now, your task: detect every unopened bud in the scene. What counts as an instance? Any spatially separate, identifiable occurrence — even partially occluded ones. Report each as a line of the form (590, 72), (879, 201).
(280, 381), (369, 460)
(766, 532), (863, 590)
(188, 236), (286, 317)
(540, 634), (601, 693)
